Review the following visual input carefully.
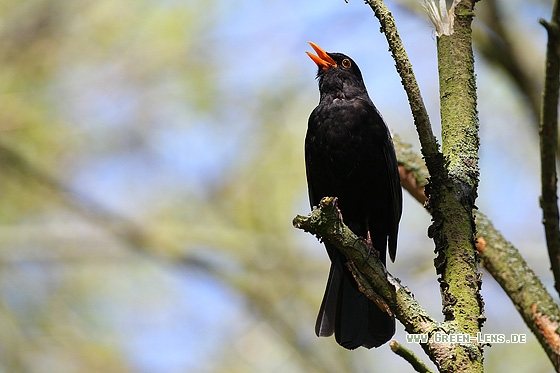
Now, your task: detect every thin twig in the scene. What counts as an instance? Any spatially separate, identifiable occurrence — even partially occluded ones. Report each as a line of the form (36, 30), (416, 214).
(364, 0), (441, 175)
(390, 340), (435, 373)
(539, 0), (560, 297)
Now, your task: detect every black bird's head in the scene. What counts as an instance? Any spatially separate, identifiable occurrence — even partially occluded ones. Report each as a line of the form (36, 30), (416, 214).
(306, 41), (368, 101)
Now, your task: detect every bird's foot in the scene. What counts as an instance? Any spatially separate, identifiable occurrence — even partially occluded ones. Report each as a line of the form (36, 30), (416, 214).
(364, 231), (380, 260)
(331, 197), (344, 222)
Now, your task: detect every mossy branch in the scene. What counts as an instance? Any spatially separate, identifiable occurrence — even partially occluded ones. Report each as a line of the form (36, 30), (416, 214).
(431, 4), (484, 372)
(293, 197), (478, 372)
(475, 213), (560, 371)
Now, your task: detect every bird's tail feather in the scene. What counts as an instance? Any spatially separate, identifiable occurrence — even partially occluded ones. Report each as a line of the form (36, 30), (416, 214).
(315, 257), (342, 337)
(315, 250), (395, 349)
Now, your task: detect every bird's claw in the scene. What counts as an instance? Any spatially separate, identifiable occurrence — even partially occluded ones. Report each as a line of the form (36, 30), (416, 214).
(364, 232), (380, 260)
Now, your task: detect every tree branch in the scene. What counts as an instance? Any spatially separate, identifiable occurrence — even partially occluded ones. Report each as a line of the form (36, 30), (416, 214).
(539, 0), (560, 297)
(475, 212), (560, 371)
(393, 134), (429, 205)
(422, 1), (485, 371)
(293, 197), (478, 372)
(390, 340), (435, 373)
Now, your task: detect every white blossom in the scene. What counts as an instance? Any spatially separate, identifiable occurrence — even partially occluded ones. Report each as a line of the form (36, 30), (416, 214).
(422, 0), (461, 36)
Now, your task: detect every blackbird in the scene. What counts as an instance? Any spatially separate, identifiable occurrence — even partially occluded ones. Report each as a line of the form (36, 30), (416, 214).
(305, 42), (402, 349)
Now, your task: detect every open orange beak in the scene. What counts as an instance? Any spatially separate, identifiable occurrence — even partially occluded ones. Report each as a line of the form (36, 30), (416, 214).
(306, 41), (337, 70)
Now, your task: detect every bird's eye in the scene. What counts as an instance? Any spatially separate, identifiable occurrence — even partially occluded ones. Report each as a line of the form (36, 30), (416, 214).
(341, 58), (351, 68)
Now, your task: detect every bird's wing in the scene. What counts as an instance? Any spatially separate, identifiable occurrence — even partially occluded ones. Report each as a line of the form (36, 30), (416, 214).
(305, 112), (317, 209)
(357, 98), (402, 262)
(383, 130), (403, 262)
(305, 107), (340, 264)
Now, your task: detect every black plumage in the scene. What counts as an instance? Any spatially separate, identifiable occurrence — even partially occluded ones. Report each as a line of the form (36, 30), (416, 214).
(305, 42), (402, 349)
